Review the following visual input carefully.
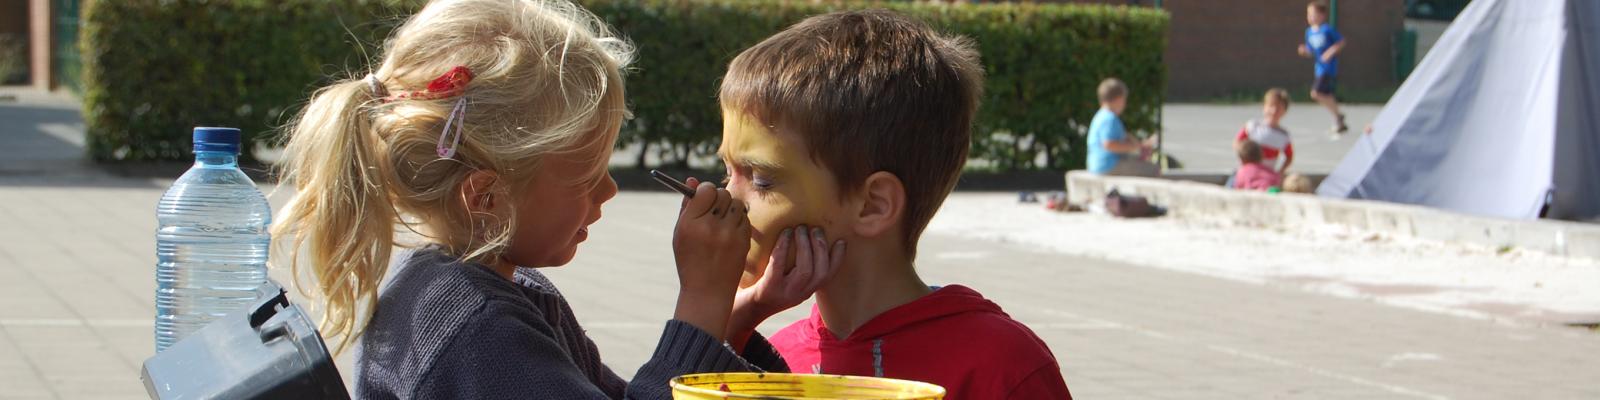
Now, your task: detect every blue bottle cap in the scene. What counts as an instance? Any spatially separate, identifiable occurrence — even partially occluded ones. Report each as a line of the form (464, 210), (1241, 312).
(193, 127), (242, 154)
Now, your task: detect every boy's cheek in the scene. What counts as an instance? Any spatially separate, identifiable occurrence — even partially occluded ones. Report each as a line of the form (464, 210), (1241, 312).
(740, 236), (776, 288)
(739, 201), (800, 287)
(738, 196), (829, 288)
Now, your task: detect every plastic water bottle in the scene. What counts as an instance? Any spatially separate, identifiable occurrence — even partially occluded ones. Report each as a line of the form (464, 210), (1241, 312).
(155, 127), (272, 352)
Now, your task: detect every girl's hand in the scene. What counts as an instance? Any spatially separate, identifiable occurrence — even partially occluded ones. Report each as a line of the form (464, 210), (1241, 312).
(726, 224), (844, 351)
(1298, 44), (1311, 57)
(670, 177), (752, 340)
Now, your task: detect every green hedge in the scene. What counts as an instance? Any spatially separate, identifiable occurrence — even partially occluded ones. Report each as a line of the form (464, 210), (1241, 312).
(83, 0), (1166, 170)
(81, 0), (414, 162)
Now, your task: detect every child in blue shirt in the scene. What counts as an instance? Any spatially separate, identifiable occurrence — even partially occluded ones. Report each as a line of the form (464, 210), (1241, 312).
(1299, 1), (1348, 136)
(1085, 78), (1158, 176)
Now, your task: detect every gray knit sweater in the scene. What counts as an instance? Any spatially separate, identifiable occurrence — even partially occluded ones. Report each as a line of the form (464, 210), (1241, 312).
(356, 248), (787, 399)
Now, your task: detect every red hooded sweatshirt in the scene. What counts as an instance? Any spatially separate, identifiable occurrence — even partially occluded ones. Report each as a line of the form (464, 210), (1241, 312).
(768, 285), (1071, 399)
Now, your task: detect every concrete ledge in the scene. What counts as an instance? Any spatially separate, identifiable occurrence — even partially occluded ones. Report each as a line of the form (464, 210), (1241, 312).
(1066, 171), (1600, 260)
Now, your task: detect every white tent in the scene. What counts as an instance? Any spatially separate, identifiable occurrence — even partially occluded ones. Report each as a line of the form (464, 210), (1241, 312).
(1317, 0), (1600, 221)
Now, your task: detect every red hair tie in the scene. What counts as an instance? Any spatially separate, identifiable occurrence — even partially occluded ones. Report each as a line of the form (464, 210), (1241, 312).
(372, 66), (475, 159)
(380, 66), (474, 103)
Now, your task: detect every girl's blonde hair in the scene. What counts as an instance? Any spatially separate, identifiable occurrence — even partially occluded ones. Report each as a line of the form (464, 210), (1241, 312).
(271, 0), (632, 353)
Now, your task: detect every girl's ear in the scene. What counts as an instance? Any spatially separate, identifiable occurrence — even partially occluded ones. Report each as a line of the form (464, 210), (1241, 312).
(851, 171), (906, 239)
(461, 169), (501, 214)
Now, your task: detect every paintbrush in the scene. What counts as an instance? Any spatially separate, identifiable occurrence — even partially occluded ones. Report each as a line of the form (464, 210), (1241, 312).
(649, 169), (697, 197)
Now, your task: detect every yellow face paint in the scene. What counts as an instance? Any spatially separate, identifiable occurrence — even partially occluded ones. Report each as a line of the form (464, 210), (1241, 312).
(719, 109), (843, 287)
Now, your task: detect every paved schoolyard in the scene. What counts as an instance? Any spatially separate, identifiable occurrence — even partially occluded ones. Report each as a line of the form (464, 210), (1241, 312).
(2, 96), (1596, 399)
(1159, 103), (1382, 173)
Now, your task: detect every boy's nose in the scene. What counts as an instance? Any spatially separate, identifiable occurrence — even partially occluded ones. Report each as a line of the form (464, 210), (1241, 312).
(724, 181), (751, 201)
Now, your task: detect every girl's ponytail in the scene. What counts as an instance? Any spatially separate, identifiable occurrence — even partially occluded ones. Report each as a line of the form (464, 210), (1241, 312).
(272, 78), (396, 353)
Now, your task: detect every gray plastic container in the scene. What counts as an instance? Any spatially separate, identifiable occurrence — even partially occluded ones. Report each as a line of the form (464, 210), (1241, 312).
(141, 280), (348, 399)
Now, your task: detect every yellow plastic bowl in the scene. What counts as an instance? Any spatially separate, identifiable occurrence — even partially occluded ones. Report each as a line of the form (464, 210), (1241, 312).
(670, 372), (945, 400)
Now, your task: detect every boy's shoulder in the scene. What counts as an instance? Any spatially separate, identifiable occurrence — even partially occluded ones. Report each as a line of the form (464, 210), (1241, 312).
(771, 285), (1054, 357)
(932, 297), (1053, 353)
(1090, 108), (1124, 134)
(1250, 118), (1291, 134)
(882, 286), (1061, 387)
(1311, 23), (1342, 36)
(1093, 107), (1119, 120)
(1246, 119), (1293, 146)
(875, 285), (1056, 361)
(769, 286), (1063, 396)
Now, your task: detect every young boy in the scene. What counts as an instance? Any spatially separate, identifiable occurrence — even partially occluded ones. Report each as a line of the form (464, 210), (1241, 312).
(1235, 88), (1294, 174)
(1232, 139), (1282, 190)
(715, 10), (1071, 398)
(1086, 78), (1159, 176)
(1298, 1), (1348, 136)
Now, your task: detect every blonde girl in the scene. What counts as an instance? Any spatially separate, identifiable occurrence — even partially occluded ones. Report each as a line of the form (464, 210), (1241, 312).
(271, 0), (827, 397)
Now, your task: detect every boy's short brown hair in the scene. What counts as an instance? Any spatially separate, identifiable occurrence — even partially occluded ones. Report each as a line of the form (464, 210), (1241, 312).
(1264, 88), (1291, 110)
(1308, 1), (1329, 14)
(719, 9), (985, 254)
(1237, 139), (1264, 164)
(1098, 78), (1128, 103)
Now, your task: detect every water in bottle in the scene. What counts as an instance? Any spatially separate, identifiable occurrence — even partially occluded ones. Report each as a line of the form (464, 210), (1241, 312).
(155, 127), (272, 352)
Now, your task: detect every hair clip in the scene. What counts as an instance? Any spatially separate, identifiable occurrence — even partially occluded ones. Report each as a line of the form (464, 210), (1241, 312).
(437, 97), (468, 159)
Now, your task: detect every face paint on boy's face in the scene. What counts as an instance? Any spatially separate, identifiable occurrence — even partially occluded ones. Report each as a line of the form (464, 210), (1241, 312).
(718, 108), (842, 288)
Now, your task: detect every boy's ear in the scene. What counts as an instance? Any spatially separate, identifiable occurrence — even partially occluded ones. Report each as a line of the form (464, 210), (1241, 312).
(851, 171), (906, 239)
(460, 169), (501, 214)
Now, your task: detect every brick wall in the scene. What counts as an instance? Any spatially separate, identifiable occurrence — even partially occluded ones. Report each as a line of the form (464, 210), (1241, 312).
(1003, 0), (1406, 100)
(1165, 0), (1404, 100)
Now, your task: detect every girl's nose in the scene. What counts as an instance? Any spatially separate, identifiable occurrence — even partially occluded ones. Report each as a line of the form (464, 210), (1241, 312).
(595, 172), (619, 203)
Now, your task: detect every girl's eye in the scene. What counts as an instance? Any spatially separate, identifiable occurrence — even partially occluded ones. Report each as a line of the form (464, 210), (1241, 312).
(751, 176), (775, 191)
